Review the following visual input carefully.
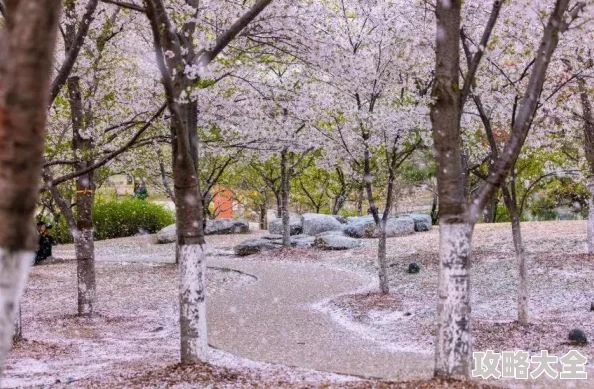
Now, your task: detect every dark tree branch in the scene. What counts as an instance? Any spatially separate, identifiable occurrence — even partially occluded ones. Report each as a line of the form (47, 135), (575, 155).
(49, 0), (99, 105)
(198, 0), (275, 67)
(101, 0), (146, 13)
(468, 0), (578, 223)
(459, 0), (502, 109)
(48, 103), (166, 188)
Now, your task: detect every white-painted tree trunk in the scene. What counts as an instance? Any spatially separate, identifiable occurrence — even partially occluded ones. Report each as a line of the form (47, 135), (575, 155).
(435, 222), (473, 379)
(179, 243), (208, 363)
(0, 250), (33, 377)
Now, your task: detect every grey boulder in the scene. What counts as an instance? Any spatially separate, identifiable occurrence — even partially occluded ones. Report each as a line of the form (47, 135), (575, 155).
(314, 235), (361, 250)
(332, 215), (348, 224)
(268, 216), (303, 235)
(157, 219), (250, 244)
(205, 219), (249, 235)
(344, 216), (415, 238)
(401, 214), (432, 232)
(234, 239), (280, 256)
(317, 230), (346, 237)
(290, 234), (316, 248)
(302, 213), (343, 236)
(156, 224), (176, 244)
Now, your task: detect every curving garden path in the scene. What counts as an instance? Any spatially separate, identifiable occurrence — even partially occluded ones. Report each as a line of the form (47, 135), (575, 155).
(205, 256), (434, 381)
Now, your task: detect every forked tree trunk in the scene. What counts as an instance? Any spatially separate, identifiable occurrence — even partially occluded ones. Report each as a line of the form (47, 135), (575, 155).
(377, 220), (389, 294)
(502, 185), (528, 324)
(0, 0), (62, 378)
(434, 222), (473, 378)
(430, 0), (575, 379)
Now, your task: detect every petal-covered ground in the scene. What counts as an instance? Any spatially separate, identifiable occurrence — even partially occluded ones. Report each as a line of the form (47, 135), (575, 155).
(3, 220), (593, 388)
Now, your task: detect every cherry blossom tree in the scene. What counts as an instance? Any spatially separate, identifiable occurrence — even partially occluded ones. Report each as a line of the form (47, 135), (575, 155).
(142, 0), (278, 363)
(305, 0), (432, 294)
(42, 2), (164, 317)
(429, 0), (586, 378)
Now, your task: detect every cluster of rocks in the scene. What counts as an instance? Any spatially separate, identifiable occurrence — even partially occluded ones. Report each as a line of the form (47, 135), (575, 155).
(156, 219), (249, 244)
(234, 213), (431, 256)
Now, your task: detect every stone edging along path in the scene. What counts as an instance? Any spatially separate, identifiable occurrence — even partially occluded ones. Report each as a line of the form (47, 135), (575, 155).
(205, 256), (434, 381)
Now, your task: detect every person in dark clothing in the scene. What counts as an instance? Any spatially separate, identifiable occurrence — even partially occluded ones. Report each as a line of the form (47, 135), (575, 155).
(133, 180), (148, 200)
(35, 221), (55, 265)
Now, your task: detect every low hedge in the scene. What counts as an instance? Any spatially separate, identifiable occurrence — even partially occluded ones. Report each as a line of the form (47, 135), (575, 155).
(56, 198), (174, 242)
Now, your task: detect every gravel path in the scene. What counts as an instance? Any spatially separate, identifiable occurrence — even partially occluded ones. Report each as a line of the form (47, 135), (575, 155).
(206, 257), (433, 381)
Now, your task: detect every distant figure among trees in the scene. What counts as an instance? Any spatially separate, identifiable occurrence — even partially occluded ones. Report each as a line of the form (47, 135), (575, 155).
(35, 221), (55, 265)
(134, 181), (148, 200)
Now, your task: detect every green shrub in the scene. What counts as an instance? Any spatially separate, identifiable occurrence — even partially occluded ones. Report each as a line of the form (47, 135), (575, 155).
(55, 198), (174, 243)
(93, 198), (174, 240)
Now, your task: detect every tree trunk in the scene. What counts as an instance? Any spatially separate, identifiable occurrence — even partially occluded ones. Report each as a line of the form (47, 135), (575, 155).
(429, 0), (574, 380)
(585, 179), (594, 256)
(332, 194), (346, 215)
(502, 185), (528, 324)
(144, 0), (274, 365)
(280, 149), (291, 247)
(377, 220), (389, 294)
(430, 0), (470, 378)
(12, 305), (22, 344)
(68, 76), (96, 316)
(483, 194), (498, 223)
(259, 205), (267, 230)
(275, 191), (282, 219)
(578, 75), (594, 253)
(0, 0), (62, 378)
(172, 100), (209, 363)
(356, 185), (364, 216)
(434, 222), (473, 379)
(430, 192), (439, 225)
(74, 214), (95, 316)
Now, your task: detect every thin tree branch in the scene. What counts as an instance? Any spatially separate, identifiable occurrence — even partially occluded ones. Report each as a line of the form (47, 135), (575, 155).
(459, 0), (502, 109)
(197, 0), (274, 67)
(48, 103), (166, 188)
(49, 0), (100, 105)
(101, 0), (146, 13)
